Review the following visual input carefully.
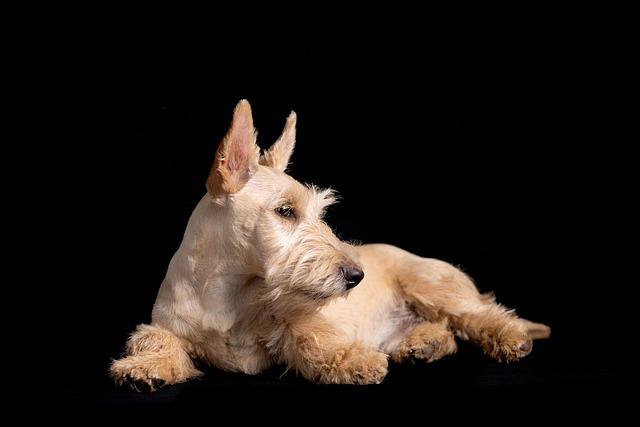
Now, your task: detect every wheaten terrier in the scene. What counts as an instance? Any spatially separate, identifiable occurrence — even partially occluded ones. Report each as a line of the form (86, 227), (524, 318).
(110, 100), (550, 390)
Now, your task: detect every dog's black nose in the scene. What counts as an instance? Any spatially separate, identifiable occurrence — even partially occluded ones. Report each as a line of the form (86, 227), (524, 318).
(341, 266), (364, 289)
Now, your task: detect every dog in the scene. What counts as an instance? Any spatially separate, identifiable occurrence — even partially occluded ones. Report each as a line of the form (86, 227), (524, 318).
(110, 100), (550, 390)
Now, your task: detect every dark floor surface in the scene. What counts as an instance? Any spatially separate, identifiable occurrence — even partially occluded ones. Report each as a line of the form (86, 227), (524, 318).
(38, 332), (628, 419)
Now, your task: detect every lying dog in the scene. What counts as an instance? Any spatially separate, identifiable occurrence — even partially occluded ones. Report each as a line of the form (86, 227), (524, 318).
(110, 100), (550, 390)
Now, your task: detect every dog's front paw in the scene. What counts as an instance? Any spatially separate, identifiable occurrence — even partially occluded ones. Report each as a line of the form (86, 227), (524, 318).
(317, 346), (388, 385)
(110, 356), (174, 392)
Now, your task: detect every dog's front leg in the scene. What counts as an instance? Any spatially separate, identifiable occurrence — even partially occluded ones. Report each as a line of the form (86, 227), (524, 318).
(285, 319), (388, 385)
(110, 324), (201, 391)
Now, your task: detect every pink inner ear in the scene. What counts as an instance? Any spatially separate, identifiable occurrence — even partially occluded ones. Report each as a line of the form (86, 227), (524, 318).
(226, 142), (248, 172)
(224, 113), (253, 173)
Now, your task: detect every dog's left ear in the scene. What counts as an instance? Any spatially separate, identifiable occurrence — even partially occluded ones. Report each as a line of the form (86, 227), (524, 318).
(207, 100), (260, 196)
(260, 111), (296, 172)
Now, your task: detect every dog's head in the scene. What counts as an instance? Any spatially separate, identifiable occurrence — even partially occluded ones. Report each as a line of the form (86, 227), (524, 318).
(205, 100), (363, 304)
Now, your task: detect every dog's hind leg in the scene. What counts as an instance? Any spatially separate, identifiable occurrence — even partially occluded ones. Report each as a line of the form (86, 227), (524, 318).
(390, 318), (457, 363)
(372, 245), (549, 362)
(109, 324), (201, 391)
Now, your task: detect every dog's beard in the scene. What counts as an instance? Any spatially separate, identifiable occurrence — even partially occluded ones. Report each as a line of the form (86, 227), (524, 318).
(296, 282), (346, 301)
(259, 274), (346, 309)
(262, 238), (352, 307)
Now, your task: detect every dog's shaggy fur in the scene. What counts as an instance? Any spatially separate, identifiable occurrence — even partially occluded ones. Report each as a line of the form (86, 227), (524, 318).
(110, 100), (550, 390)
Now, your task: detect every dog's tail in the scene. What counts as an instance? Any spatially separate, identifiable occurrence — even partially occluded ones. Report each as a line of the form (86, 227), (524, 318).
(520, 319), (551, 340)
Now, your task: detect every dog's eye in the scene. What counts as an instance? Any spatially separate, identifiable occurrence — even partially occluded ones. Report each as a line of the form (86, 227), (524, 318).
(275, 206), (295, 219)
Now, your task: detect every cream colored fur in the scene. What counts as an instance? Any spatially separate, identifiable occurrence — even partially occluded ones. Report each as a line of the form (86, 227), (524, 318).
(110, 100), (550, 390)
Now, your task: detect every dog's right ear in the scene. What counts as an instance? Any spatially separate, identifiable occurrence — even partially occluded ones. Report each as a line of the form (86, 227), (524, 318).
(260, 111), (296, 172)
(206, 100), (260, 197)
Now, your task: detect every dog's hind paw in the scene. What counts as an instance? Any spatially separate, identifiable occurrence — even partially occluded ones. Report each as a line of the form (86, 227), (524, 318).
(391, 321), (457, 363)
(483, 324), (533, 362)
(489, 335), (533, 362)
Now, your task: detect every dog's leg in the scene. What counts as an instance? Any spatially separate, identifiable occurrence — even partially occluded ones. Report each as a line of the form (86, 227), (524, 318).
(390, 318), (457, 363)
(397, 256), (544, 362)
(285, 318), (389, 385)
(110, 324), (201, 391)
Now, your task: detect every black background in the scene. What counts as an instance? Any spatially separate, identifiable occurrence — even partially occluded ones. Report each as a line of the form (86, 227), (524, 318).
(30, 22), (630, 416)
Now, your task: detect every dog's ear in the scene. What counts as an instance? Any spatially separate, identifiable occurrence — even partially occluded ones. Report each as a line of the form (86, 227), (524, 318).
(259, 111), (296, 172)
(207, 100), (260, 196)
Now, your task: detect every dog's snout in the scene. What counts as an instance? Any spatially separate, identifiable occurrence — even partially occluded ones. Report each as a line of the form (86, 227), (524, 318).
(341, 266), (364, 289)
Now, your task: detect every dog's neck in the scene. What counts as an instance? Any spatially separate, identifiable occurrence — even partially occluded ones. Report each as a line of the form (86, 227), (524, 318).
(183, 195), (260, 279)
(169, 195), (261, 332)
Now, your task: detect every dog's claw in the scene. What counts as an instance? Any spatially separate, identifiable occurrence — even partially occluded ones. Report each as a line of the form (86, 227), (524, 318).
(519, 339), (532, 353)
(489, 332), (534, 362)
(120, 373), (165, 392)
(419, 342), (437, 360)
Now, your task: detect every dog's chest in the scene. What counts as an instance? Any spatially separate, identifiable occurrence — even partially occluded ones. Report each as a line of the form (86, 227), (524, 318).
(200, 274), (258, 333)
(198, 277), (271, 374)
